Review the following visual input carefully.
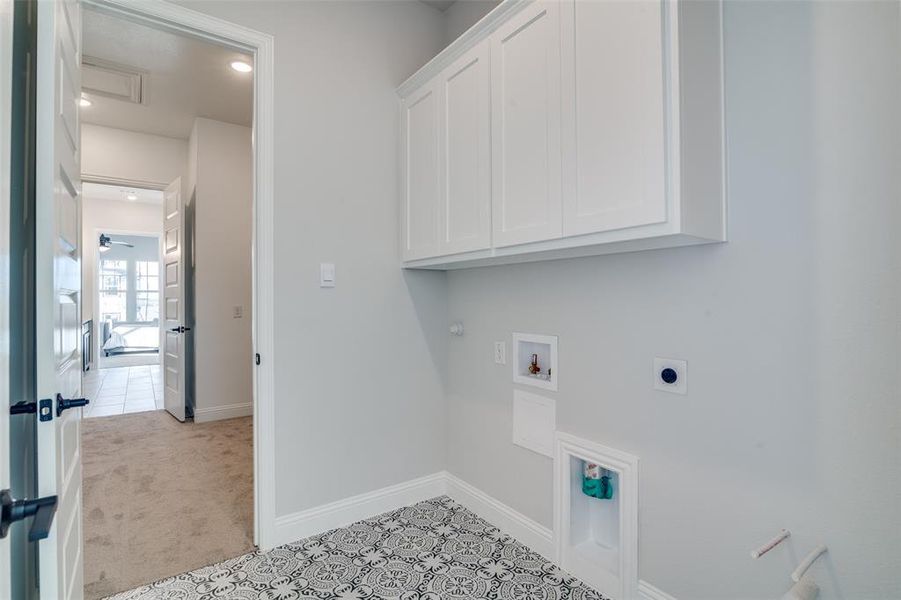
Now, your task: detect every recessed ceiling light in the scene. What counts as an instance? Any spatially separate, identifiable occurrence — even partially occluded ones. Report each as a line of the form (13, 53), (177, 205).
(79, 94), (92, 107)
(126, 192), (138, 201)
(230, 60), (252, 73)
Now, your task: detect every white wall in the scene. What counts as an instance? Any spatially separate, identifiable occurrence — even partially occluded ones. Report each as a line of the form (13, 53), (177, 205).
(444, 2), (901, 600)
(162, 3), (900, 599)
(178, 0), (449, 516)
(81, 196), (162, 357)
(81, 124), (187, 187)
(443, 0), (499, 44)
(188, 117), (253, 422)
(186, 119), (197, 204)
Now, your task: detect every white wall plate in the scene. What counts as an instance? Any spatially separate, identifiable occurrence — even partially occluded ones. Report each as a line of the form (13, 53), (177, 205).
(653, 357), (687, 395)
(494, 341), (506, 365)
(320, 262), (335, 288)
(512, 389), (556, 458)
(512, 332), (558, 391)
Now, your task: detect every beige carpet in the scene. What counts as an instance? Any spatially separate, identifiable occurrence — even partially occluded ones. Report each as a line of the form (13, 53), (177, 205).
(82, 411), (254, 600)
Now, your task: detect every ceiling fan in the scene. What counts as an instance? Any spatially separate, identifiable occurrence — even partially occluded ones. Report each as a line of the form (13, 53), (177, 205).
(98, 233), (134, 253)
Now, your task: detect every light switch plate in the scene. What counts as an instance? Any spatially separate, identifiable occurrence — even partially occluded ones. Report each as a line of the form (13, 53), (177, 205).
(494, 341), (506, 365)
(654, 357), (687, 394)
(320, 263), (335, 288)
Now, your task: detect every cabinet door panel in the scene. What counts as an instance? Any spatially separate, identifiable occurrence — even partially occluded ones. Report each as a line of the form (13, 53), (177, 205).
(491, 1), (562, 248)
(562, 0), (668, 236)
(402, 82), (441, 260)
(440, 42), (491, 255)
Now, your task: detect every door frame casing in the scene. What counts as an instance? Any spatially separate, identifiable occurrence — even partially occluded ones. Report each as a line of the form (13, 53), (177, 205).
(0, 0), (14, 594)
(83, 179), (168, 370)
(83, 0), (276, 549)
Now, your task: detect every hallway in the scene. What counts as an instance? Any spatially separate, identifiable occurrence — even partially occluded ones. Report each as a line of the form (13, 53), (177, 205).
(81, 412), (254, 599)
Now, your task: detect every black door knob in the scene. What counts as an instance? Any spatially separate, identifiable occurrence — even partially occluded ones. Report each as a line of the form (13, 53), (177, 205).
(55, 393), (90, 417)
(0, 489), (58, 541)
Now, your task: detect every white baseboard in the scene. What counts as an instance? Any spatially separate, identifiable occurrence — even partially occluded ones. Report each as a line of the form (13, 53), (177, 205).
(270, 472), (447, 548)
(638, 580), (677, 600)
(268, 470), (673, 600)
(443, 471), (555, 560)
(193, 402), (253, 423)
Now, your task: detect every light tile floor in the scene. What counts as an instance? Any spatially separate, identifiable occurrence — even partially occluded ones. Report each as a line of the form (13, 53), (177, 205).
(82, 365), (163, 418)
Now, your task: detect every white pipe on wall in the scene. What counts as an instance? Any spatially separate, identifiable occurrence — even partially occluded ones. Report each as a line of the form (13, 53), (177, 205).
(750, 529), (791, 559)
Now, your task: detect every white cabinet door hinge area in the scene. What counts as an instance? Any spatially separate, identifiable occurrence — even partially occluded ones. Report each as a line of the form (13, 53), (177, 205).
(401, 80), (441, 261)
(438, 41), (492, 255)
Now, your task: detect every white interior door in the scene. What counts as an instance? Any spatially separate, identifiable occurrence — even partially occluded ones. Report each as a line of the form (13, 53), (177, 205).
(35, 0), (84, 598)
(0, 0), (14, 594)
(163, 178), (187, 422)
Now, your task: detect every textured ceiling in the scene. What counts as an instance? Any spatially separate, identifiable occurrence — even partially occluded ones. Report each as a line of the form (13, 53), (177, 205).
(83, 182), (163, 205)
(81, 8), (253, 139)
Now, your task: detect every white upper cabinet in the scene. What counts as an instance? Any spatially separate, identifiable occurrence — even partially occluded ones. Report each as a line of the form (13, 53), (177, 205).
(560, 0), (668, 236)
(490, 1), (562, 248)
(401, 79), (441, 261)
(439, 41), (492, 255)
(397, 0), (725, 269)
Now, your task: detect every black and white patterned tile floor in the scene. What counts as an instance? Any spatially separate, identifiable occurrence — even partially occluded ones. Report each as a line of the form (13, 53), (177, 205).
(107, 496), (608, 600)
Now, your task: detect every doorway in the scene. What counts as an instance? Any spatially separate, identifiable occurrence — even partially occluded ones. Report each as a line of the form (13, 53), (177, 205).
(81, 183), (165, 420)
(2, 0), (275, 597)
(77, 6), (256, 597)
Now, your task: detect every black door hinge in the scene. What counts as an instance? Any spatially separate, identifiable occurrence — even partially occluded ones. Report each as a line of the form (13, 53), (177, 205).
(255, 353), (261, 366)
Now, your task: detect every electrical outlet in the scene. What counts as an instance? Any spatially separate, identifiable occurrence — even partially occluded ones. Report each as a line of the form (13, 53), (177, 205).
(233, 305), (243, 319)
(654, 357), (687, 394)
(494, 342), (506, 365)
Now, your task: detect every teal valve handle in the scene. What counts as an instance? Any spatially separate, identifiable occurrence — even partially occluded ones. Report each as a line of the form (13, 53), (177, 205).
(582, 474), (615, 499)
(600, 475), (614, 499)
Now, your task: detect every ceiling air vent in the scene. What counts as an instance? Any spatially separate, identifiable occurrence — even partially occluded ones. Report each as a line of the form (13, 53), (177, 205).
(82, 55), (149, 105)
